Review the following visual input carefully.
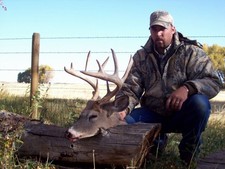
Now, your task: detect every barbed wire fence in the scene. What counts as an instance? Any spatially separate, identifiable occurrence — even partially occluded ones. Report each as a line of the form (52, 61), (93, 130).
(1, 35), (225, 72)
(0, 35), (225, 99)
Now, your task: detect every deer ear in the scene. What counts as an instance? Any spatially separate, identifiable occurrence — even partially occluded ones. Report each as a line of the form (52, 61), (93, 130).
(101, 95), (129, 113)
(113, 95), (129, 111)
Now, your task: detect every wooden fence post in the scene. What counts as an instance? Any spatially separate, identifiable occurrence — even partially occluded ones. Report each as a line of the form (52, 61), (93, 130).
(30, 33), (40, 119)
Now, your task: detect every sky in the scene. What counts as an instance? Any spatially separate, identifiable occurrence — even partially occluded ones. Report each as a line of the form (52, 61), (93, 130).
(0, 0), (225, 83)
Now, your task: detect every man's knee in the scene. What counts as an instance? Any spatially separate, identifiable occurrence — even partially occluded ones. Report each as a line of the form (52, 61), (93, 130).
(187, 94), (211, 118)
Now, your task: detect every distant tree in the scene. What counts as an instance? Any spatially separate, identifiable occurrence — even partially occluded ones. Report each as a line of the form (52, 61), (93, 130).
(203, 44), (225, 73)
(17, 68), (31, 83)
(203, 44), (225, 87)
(17, 65), (54, 83)
(39, 65), (54, 83)
(0, 0), (7, 11)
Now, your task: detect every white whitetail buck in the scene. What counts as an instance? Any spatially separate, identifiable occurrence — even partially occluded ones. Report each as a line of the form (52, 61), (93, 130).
(64, 49), (133, 142)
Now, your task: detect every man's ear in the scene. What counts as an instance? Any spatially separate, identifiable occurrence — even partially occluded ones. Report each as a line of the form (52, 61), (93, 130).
(171, 25), (176, 33)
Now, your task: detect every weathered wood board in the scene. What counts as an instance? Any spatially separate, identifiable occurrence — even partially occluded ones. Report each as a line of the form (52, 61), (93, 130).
(197, 149), (225, 169)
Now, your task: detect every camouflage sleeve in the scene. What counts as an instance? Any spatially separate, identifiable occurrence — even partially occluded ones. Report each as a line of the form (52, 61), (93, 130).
(184, 46), (222, 99)
(116, 51), (145, 112)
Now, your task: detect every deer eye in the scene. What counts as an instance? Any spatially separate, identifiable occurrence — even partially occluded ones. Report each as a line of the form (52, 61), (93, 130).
(89, 114), (98, 121)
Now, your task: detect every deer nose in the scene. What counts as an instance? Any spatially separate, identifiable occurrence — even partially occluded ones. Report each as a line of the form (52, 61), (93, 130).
(65, 130), (72, 139)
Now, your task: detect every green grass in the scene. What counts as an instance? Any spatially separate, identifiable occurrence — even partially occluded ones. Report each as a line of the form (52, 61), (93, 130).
(0, 91), (225, 169)
(38, 98), (86, 127)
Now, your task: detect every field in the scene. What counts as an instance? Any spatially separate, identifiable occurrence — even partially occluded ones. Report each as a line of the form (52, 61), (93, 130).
(1, 82), (111, 100)
(0, 82), (225, 169)
(1, 82), (225, 101)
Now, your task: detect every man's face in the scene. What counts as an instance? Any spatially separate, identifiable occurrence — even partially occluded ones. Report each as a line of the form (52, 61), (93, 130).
(150, 25), (176, 50)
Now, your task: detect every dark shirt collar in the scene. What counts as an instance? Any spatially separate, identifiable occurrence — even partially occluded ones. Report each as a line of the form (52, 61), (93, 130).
(153, 44), (172, 59)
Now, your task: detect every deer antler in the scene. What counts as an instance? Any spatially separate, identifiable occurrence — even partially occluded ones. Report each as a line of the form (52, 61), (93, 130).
(64, 51), (100, 100)
(81, 49), (133, 104)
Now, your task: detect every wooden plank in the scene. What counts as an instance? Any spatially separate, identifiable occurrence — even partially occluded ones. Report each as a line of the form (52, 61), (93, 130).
(197, 149), (225, 169)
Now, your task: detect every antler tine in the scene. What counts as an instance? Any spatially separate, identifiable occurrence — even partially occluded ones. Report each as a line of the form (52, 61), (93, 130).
(100, 56), (109, 70)
(81, 49), (133, 104)
(81, 50), (119, 84)
(85, 51), (91, 71)
(92, 79), (99, 100)
(96, 56), (109, 74)
(111, 49), (119, 76)
(64, 51), (99, 100)
(121, 55), (133, 82)
(100, 50), (133, 103)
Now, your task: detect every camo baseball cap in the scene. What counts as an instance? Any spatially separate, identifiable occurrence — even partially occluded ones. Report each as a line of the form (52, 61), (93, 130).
(150, 11), (174, 28)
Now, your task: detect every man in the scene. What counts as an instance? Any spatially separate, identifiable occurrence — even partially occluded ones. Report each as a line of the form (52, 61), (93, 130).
(116, 10), (222, 165)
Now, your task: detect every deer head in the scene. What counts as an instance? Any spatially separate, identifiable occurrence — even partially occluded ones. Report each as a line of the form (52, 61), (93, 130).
(64, 49), (133, 142)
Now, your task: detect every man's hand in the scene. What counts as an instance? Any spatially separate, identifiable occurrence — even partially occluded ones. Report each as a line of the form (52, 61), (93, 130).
(118, 109), (128, 121)
(166, 86), (189, 111)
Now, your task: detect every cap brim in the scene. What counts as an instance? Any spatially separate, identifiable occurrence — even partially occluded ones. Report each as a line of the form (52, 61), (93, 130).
(150, 21), (170, 28)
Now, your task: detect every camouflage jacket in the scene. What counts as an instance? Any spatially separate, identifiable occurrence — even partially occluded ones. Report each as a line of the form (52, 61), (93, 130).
(117, 32), (222, 116)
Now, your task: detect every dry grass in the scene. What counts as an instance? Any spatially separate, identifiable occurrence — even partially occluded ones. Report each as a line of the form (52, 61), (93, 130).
(0, 85), (224, 169)
(2, 82), (224, 101)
